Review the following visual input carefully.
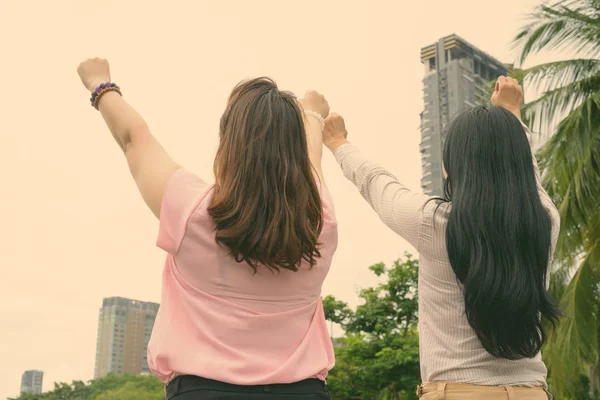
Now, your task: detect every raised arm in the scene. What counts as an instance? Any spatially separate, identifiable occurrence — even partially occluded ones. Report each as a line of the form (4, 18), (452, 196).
(323, 114), (429, 249)
(521, 123), (550, 198)
(299, 90), (330, 184)
(491, 77), (560, 285)
(490, 76), (558, 211)
(77, 58), (180, 219)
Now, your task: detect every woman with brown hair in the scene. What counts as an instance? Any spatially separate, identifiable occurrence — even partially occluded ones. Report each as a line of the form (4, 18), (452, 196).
(78, 58), (337, 400)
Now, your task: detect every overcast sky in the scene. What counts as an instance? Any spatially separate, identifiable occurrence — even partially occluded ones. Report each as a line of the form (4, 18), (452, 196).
(0, 0), (559, 397)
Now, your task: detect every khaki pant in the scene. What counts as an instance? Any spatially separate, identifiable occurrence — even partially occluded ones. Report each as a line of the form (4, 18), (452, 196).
(417, 382), (552, 399)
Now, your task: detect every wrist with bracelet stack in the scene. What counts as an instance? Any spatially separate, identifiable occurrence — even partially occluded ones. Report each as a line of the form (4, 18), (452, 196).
(304, 110), (325, 130)
(90, 82), (122, 109)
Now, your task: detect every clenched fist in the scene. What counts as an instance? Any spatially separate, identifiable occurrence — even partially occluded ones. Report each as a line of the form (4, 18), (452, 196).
(323, 113), (348, 152)
(490, 76), (523, 119)
(77, 57), (111, 92)
(299, 90), (330, 119)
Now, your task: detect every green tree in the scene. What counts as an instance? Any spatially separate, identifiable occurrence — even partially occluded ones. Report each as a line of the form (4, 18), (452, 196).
(513, 1), (600, 398)
(9, 381), (91, 400)
(323, 295), (353, 326)
(9, 374), (163, 400)
(324, 253), (421, 400)
(94, 380), (164, 400)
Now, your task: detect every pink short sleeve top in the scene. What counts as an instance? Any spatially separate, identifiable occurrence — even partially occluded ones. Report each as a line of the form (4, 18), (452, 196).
(147, 168), (338, 386)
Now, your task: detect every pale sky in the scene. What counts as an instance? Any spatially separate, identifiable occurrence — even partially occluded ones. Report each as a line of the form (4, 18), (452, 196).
(0, 0), (554, 397)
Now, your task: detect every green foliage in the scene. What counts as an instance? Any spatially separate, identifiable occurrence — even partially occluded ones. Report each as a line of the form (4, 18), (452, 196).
(9, 374), (164, 400)
(545, 258), (599, 395)
(324, 253), (420, 400)
(323, 295), (353, 326)
(94, 380), (164, 400)
(513, 1), (600, 398)
(513, 0), (600, 63)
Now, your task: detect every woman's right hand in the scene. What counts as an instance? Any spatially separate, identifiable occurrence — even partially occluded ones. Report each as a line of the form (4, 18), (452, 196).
(323, 113), (348, 152)
(299, 90), (330, 119)
(490, 76), (523, 119)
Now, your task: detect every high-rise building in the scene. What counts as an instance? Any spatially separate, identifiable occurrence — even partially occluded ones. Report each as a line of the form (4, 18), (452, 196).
(94, 297), (159, 379)
(419, 34), (509, 195)
(20, 370), (43, 394)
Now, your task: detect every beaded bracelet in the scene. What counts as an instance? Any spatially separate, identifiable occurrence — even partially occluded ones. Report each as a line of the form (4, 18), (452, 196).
(90, 82), (122, 110)
(304, 110), (325, 130)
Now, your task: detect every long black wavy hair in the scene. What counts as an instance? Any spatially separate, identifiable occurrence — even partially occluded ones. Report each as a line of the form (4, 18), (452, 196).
(441, 105), (560, 360)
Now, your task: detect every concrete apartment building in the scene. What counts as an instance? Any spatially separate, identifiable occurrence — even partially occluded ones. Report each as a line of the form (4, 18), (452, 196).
(419, 34), (509, 196)
(94, 297), (159, 378)
(20, 370), (43, 395)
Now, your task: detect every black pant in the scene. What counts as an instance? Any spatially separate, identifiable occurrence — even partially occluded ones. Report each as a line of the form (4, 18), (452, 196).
(166, 375), (331, 400)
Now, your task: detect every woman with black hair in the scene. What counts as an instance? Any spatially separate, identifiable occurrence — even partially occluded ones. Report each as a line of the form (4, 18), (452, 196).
(323, 77), (560, 399)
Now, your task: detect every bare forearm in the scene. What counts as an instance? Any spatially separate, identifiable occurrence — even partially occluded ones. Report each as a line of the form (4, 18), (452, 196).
(305, 116), (324, 160)
(97, 91), (148, 152)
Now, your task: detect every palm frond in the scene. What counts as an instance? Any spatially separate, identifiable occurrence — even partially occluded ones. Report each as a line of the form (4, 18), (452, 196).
(583, 206), (600, 273)
(549, 258), (577, 300)
(525, 59), (600, 94)
(544, 255), (599, 397)
(514, 0), (600, 63)
(522, 73), (600, 135)
(537, 94), (600, 260)
(514, 2), (600, 395)
(551, 259), (576, 283)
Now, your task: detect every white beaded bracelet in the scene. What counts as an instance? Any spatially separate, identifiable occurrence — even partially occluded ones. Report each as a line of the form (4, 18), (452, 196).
(304, 110), (325, 130)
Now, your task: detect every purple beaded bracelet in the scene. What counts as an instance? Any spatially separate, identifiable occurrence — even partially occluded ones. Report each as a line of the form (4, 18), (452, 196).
(90, 82), (122, 109)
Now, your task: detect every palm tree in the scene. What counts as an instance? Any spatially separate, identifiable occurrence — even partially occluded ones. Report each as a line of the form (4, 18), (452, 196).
(513, 0), (600, 397)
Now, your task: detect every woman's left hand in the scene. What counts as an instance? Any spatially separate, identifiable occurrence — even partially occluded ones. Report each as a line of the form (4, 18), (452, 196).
(490, 76), (523, 119)
(323, 113), (348, 152)
(77, 57), (112, 92)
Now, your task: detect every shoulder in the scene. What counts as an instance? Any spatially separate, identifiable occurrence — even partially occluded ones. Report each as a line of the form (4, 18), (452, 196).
(418, 198), (451, 258)
(157, 169), (214, 254)
(542, 198), (560, 244)
(163, 169), (214, 217)
(417, 197), (451, 226)
(190, 185), (217, 222)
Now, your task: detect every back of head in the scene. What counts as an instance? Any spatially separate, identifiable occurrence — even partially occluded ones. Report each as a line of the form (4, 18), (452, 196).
(442, 105), (560, 359)
(209, 77), (323, 273)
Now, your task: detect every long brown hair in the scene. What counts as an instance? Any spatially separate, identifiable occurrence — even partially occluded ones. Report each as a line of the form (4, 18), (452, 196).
(208, 77), (323, 273)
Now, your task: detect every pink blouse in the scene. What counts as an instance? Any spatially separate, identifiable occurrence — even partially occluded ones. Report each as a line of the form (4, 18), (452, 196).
(147, 169), (338, 386)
